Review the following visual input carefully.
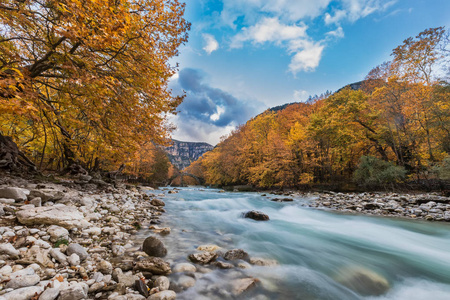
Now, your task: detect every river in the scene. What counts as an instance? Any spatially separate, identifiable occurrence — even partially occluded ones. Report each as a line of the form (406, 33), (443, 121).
(139, 187), (450, 300)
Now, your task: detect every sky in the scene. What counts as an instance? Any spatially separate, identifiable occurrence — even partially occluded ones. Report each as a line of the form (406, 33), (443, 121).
(168, 0), (450, 145)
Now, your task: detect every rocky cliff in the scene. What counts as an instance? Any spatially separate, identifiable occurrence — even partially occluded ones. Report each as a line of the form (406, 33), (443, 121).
(164, 140), (214, 170)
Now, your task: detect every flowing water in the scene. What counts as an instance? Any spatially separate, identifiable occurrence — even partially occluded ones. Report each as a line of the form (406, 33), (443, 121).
(140, 187), (450, 300)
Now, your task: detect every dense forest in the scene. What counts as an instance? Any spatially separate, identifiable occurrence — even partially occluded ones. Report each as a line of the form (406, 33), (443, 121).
(187, 27), (450, 189)
(0, 0), (189, 181)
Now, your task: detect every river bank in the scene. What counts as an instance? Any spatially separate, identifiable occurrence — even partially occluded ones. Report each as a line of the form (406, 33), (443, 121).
(0, 173), (178, 300)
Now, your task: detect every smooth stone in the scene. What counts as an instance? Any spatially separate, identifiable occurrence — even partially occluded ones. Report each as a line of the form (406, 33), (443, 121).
(98, 260), (113, 275)
(148, 290), (176, 300)
(66, 243), (89, 261)
(117, 272), (138, 288)
(172, 263), (196, 273)
(0, 286), (44, 300)
(58, 282), (88, 300)
(49, 248), (68, 265)
(0, 243), (19, 259)
(28, 189), (64, 203)
(135, 279), (149, 297)
(177, 275), (196, 289)
(154, 276), (170, 291)
(0, 198), (15, 204)
(6, 270), (40, 289)
(142, 236), (167, 257)
(30, 197), (42, 207)
(335, 266), (390, 296)
(38, 287), (60, 300)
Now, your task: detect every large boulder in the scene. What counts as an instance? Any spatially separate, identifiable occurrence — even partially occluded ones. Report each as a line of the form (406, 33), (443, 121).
(0, 187), (27, 201)
(135, 257), (171, 275)
(142, 236), (167, 257)
(16, 204), (86, 229)
(244, 211), (270, 221)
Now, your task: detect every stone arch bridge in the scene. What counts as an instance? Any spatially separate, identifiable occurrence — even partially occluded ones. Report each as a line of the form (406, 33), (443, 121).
(168, 172), (205, 186)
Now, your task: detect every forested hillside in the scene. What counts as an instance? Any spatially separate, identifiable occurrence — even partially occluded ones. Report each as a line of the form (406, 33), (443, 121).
(187, 28), (450, 189)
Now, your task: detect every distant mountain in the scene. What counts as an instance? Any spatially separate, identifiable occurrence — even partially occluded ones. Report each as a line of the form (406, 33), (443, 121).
(164, 139), (214, 170)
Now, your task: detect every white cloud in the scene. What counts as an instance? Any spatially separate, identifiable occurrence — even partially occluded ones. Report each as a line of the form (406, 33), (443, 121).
(202, 34), (219, 55)
(325, 0), (397, 24)
(231, 18), (307, 48)
(288, 40), (324, 73)
(324, 9), (347, 25)
(326, 26), (345, 38)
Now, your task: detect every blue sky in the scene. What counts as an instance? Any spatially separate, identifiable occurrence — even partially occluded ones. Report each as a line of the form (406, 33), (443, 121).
(168, 0), (450, 145)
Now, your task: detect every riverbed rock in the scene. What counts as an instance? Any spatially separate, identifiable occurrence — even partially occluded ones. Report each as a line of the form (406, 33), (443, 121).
(67, 243), (89, 261)
(58, 282), (88, 300)
(38, 287), (60, 300)
(148, 290), (176, 300)
(0, 243), (19, 259)
(0, 187), (27, 201)
(154, 276), (170, 291)
(6, 268), (40, 289)
(172, 262), (196, 273)
(188, 252), (218, 264)
(224, 249), (249, 261)
(335, 266), (390, 296)
(150, 199), (165, 207)
(0, 286), (44, 300)
(244, 211), (269, 221)
(28, 189), (64, 203)
(143, 236), (167, 257)
(271, 198), (293, 202)
(49, 248), (68, 265)
(47, 225), (69, 242)
(16, 204), (85, 229)
(136, 257), (171, 275)
(230, 278), (259, 296)
(98, 260), (113, 274)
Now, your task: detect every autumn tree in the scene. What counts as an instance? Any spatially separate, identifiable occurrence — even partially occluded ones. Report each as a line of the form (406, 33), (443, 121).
(0, 0), (189, 173)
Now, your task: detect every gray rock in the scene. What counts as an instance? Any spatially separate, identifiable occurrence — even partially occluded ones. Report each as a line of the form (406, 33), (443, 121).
(16, 204), (85, 229)
(0, 243), (19, 259)
(6, 268), (40, 289)
(58, 282), (88, 300)
(29, 189), (64, 203)
(249, 257), (278, 266)
(38, 287), (60, 300)
(136, 257), (171, 275)
(67, 243), (89, 261)
(148, 290), (176, 300)
(142, 236), (167, 257)
(0, 198), (15, 204)
(176, 275), (196, 289)
(224, 249), (249, 261)
(154, 276), (170, 291)
(30, 197), (42, 207)
(0, 286), (44, 300)
(135, 279), (149, 297)
(117, 272), (138, 287)
(49, 248), (68, 265)
(47, 225), (69, 243)
(0, 187), (27, 201)
(335, 266), (390, 296)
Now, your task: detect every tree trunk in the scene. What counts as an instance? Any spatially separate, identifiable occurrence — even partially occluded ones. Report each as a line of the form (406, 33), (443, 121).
(0, 132), (37, 172)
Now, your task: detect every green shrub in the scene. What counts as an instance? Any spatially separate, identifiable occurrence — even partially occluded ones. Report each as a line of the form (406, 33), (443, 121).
(54, 238), (69, 247)
(354, 156), (407, 188)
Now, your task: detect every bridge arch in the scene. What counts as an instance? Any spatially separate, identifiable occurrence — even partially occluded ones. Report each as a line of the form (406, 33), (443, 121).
(168, 172), (204, 186)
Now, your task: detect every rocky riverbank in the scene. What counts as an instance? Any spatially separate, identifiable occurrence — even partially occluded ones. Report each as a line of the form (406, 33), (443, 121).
(0, 174), (183, 300)
(304, 191), (450, 222)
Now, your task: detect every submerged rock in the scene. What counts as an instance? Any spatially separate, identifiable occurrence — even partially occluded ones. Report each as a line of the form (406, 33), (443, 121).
(136, 257), (171, 275)
(335, 266), (390, 296)
(230, 278), (259, 296)
(244, 211), (270, 221)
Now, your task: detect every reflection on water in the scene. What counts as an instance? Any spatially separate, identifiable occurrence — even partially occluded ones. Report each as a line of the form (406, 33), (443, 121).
(139, 187), (450, 300)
